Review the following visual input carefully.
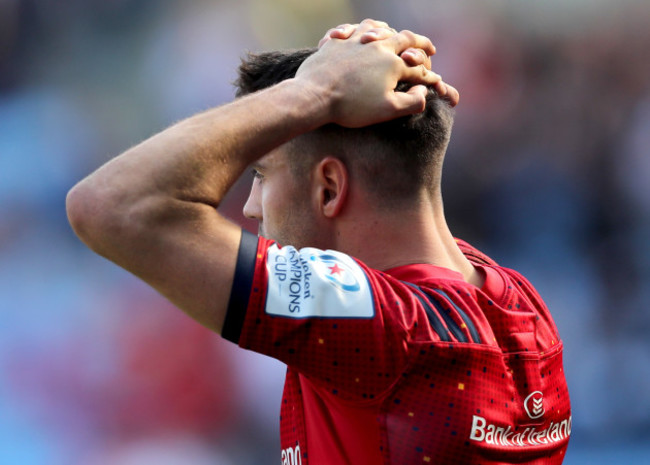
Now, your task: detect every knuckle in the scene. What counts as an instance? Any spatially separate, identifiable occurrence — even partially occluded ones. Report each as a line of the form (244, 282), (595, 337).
(371, 26), (396, 39)
(361, 18), (391, 29)
(399, 29), (416, 42)
(330, 23), (352, 35)
(402, 48), (419, 63)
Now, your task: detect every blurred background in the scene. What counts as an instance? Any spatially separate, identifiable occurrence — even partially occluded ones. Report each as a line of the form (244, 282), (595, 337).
(1, 0), (649, 463)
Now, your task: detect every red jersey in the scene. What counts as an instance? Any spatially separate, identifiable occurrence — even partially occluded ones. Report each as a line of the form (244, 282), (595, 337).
(222, 231), (571, 465)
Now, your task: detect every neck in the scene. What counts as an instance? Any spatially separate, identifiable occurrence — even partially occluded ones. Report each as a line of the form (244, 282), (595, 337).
(333, 194), (484, 287)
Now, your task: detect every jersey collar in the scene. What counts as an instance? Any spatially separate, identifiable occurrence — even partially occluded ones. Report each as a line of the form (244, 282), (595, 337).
(384, 263), (466, 284)
(383, 263), (507, 302)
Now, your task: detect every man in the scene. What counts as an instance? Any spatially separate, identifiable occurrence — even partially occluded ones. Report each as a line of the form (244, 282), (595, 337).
(67, 19), (571, 464)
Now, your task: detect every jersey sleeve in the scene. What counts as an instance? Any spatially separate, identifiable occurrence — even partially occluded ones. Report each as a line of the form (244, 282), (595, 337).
(222, 231), (429, 400)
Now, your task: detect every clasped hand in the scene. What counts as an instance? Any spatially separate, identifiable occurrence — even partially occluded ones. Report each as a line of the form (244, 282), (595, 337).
(295, 19), (459, 128)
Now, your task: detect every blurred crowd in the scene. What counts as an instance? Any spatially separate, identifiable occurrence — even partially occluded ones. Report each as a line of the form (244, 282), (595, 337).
(1, 0), (649, 463)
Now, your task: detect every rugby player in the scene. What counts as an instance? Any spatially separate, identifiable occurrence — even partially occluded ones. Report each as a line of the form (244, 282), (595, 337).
(67, 19), (571, 464)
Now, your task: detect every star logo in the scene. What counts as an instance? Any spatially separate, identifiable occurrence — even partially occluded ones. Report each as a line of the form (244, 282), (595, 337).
(310, 253), (361, 292)
(329, 263), (344, 276)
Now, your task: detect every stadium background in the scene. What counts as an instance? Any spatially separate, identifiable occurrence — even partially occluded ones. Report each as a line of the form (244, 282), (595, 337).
(1, 0), (649, 463)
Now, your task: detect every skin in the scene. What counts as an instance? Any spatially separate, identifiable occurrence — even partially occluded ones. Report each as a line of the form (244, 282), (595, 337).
(66, 19), (476, 336)
(245, 147), (326, 248)
(320, 22), (459, 105)
(243, 146), (482, 279)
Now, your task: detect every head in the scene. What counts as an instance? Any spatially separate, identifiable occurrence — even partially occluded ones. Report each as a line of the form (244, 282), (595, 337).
(236, 48), (455, 248)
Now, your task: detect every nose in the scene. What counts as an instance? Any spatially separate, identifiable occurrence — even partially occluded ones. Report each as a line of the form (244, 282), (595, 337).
(243, 178), (262, 221)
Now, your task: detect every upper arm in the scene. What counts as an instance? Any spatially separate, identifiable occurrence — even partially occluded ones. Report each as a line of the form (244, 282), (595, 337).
(132, 202), (242, 333)
(67, 184), (242, 333)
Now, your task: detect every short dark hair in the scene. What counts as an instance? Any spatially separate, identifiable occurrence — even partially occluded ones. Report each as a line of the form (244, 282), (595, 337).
(234, 48), (454, 208)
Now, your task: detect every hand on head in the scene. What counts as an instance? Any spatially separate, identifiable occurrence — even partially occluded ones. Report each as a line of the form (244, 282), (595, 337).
(317, 19), (459, 108)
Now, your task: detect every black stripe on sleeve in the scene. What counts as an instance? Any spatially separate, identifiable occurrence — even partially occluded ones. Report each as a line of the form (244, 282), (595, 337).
(402, 282), (451, 342)
(222, 229), (259, 344)
(434, 289), (482, 344)
(418, 288), (468, 343)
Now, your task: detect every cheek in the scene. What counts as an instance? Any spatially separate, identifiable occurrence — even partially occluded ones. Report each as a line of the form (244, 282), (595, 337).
(261, 184), (289, 228)
(261, 186), (280, 216)
(262, 182), (315, 245)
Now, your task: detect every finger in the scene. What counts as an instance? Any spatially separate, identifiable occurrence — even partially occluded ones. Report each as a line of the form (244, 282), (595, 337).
(317, 35), (330, 48)
(443, 83), (460, 107)
(359, 18), (393, 30)
(433, 80), (447, 98)
(390, 84), (429, 116)
(432, 81), (460, 107)
(390, 29), (436, 56)
(400, 47), (432, 70)
(318, 23), (356, 47)
(359, 27), (399, 44)
(398, 63), (442, 87)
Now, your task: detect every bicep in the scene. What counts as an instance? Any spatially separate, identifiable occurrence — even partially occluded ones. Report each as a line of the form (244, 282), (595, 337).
(95, 196), (242, 333)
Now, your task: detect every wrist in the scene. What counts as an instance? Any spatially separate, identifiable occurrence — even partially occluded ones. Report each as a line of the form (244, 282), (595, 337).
(284, 74), (340, 129)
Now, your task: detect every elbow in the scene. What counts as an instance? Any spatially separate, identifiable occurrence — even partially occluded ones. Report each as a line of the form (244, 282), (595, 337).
(66, 180), (104, 250)
(66, 178), (128, 255)
(67, 175), (172, 258)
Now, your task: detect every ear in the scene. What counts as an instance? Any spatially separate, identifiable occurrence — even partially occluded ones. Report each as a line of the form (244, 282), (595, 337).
(313, 157), (349, 218)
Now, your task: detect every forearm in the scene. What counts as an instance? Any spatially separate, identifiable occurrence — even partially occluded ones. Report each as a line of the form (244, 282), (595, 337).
(71, 79), (326, 219)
